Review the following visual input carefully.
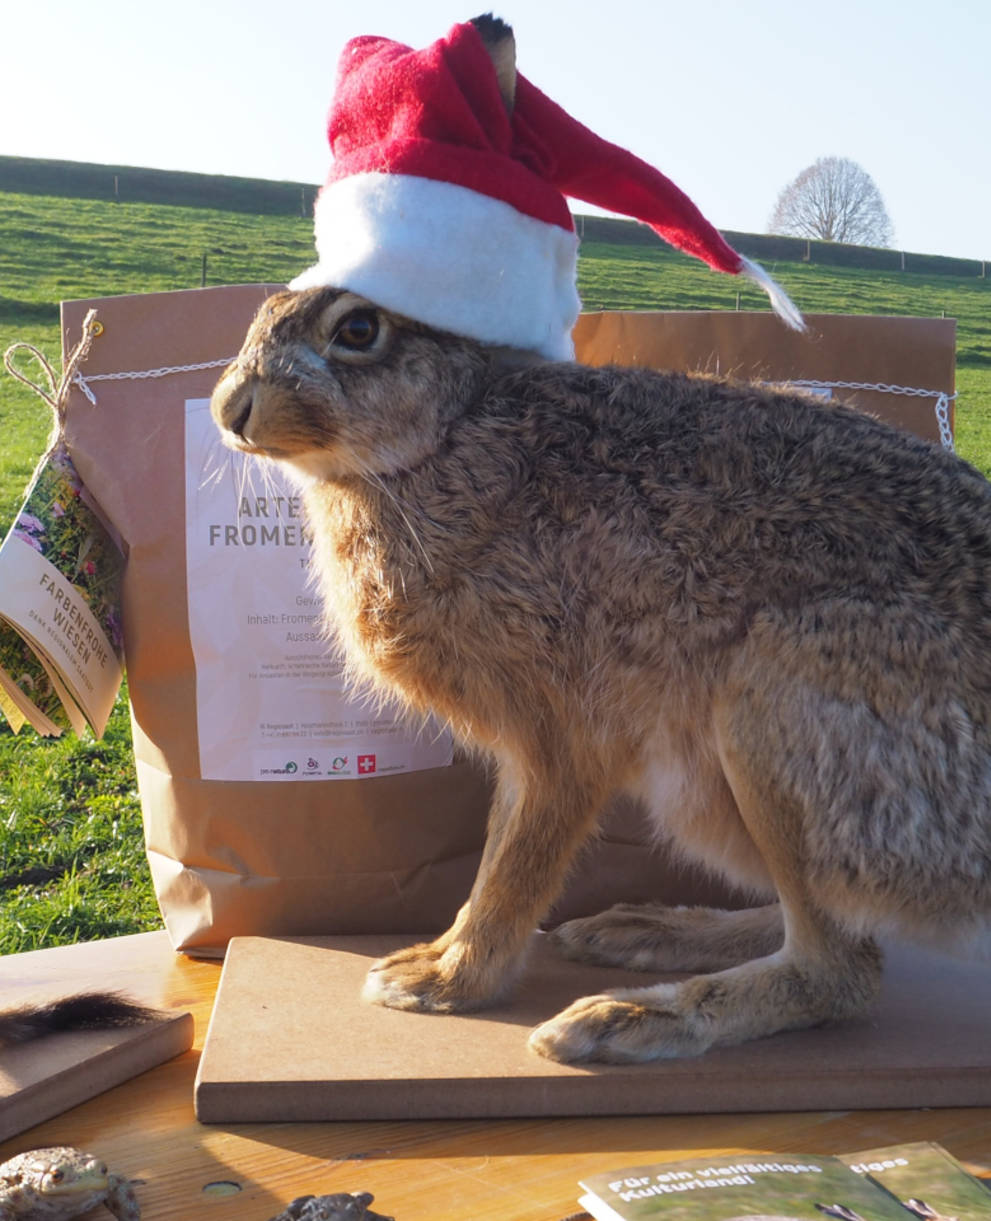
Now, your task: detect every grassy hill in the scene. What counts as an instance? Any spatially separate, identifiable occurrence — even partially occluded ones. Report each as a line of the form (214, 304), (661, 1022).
(2, 173), (988, 528)
(0, 161), (989, 952)
(0, 153), (319, 216)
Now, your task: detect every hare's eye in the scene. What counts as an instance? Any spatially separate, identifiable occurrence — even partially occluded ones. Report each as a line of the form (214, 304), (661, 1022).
(332, 310), (380, 351)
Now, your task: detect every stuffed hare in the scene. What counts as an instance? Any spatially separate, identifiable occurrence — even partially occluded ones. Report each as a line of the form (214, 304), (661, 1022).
(211, 15), (991, 1063)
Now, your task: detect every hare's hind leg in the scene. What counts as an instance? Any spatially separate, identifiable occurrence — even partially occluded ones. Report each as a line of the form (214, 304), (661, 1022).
(551, 745), (783, 973)
(530, 698), (882, 1063)
(529, 925), (880, 1062)
(363, 747), (614, 1014)
(550, 901), (784, 973)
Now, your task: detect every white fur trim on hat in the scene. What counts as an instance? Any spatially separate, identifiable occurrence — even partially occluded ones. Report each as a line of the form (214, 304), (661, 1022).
(289, 173), (581, 361)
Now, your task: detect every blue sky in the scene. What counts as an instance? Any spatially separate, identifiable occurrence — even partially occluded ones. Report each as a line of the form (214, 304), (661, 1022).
(4, 0), (988, 260)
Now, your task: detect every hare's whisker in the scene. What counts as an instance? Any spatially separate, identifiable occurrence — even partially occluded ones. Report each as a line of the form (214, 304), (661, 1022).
(359, 467), (435, 576)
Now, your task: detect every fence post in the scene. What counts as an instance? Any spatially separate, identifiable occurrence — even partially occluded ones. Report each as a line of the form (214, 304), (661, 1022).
(201, 253), (208, 287)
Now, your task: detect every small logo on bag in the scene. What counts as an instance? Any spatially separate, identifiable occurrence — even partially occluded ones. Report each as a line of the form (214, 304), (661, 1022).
(306, 757), (319, 771)
(259, 759), (301, 776)
(358, 754), (377, 774)
(331, 756), (348, 772)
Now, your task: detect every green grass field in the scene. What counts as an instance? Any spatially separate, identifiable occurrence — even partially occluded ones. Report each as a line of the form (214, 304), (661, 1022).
(1, 174), (989, 953)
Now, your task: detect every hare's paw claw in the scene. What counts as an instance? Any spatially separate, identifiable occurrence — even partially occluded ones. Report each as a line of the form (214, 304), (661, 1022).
(362, 944), (449, 1011)
(362, 942), (494, 1013)
(549, 913), (632, 966)
(528, 988), (710, 1063)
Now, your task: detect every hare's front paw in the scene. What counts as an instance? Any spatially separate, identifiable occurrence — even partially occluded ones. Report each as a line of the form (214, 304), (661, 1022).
(362, 940), (502, 1013)
(528, 984), (710, 1063)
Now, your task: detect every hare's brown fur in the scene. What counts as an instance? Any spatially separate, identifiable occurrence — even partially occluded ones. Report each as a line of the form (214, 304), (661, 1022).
(212, 287), (991, 1062)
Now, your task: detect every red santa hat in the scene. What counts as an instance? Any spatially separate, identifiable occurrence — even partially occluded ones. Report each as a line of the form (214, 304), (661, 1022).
(291, 16), (804, 359)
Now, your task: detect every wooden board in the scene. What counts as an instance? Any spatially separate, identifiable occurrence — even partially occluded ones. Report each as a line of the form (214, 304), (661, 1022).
(1, 1012), (194, 1142)
(195, 933), (991, 1123)
(3, 933), (991, 1221)
(0, 932), (195, 1142)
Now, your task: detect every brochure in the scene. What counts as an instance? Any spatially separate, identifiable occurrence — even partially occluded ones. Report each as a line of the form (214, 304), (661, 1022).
(842, 1141), (991, 1220)
(577, 1143), (990, 1221)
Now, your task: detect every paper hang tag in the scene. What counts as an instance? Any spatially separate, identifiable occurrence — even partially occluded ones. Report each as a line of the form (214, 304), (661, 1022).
(0, 315), (125, 738)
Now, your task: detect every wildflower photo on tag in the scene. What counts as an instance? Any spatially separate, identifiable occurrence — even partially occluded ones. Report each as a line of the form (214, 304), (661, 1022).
(11, 444), (125, 662)
(0, 441), (125, 737)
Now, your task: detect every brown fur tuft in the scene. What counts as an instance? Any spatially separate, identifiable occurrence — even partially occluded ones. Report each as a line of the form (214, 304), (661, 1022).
(0, 992), (164, 1048)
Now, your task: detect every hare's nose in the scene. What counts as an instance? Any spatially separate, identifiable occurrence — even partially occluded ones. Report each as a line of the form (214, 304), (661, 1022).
(229, 394), (253, 439)
(212, 378), (255, 439)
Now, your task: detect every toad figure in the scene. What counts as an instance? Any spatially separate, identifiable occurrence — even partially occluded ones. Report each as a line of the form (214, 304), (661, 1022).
(0, 1147), (139, 1219)
(269, 1192), (393, 1221)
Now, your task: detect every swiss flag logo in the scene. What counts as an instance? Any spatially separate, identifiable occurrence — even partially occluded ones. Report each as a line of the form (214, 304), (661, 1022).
(358, 754), (377, 775)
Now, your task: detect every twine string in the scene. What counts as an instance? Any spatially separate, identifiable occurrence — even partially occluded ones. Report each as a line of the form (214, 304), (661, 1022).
(3, 309), (102, 465)
(4, 331), (958, 455)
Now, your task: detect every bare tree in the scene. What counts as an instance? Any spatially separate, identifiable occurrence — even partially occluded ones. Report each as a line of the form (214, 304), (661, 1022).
(769, 156), (894, 247)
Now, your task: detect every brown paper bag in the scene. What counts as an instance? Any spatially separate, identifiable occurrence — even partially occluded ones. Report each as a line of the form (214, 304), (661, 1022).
(57, 297), (957, 954)
(574, 311), (956, 445)
(59, 287), (734, 955)
(58, 287), (486, 954)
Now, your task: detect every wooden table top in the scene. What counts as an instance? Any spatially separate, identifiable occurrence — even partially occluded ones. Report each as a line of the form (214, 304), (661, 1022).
(1, 931), (990, 1221)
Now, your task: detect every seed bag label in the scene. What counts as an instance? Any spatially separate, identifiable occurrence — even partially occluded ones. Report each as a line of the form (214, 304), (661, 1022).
(184, 398), (452, 781)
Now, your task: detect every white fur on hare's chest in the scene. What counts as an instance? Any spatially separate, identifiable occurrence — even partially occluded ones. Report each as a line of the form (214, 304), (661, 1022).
(308, 546), (388, 684)
(300, 490), (414, 693)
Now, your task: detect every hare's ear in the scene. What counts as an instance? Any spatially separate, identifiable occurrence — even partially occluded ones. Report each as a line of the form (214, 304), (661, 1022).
(470, 13), (517, 113)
